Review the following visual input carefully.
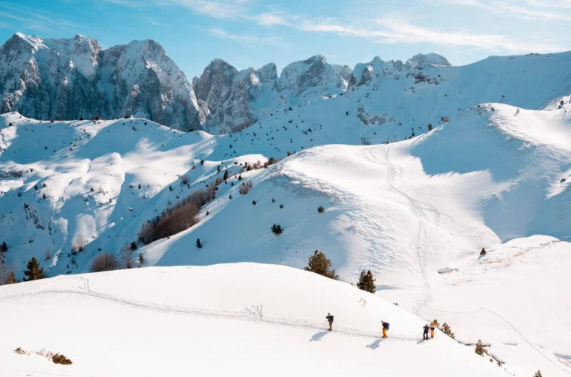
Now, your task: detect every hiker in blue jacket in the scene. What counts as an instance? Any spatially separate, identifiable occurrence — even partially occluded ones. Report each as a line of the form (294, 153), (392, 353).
(326, 313), (334, 331)
(423, 324), (430, 340)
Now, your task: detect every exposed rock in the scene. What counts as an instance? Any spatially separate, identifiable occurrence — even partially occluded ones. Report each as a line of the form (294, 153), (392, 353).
(0, 33), (206, 130)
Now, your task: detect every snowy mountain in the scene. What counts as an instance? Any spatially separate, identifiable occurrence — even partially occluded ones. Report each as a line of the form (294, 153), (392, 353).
(194, 54), (349, 133)
(0, 33), (206, 130)
(3, 32), (571, 140)
(0, 263), (513, 377)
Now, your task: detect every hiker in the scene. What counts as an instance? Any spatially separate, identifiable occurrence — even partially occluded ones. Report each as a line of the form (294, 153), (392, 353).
(326, 313), (334, 331)
(381, 320), (390, 338)
(430, 321), (435, 339)
(423, 324), (430, 340)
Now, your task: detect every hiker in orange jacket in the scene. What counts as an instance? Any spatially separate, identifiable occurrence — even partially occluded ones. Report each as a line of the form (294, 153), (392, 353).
(381, 320), (390, 338)
(430, 321), (435, 339)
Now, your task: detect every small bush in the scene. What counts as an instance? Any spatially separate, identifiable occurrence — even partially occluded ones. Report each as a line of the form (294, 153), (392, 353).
(480, 248), (487, 256)
(239, 181), (253, 195)
(90, 252), (119, 272)
(264, 157), (276, 168)
(534, 371), (543, 377)
(52, 353), (72, 365)
(475, 340), (485, 356)
(440, 322), (455, 339)
(252, 200), (257, 205)
(196, 238), (202, 248)
(271, 224), (283, 235)
(317, 206), (325, 213)
(428, 123), (433, 131)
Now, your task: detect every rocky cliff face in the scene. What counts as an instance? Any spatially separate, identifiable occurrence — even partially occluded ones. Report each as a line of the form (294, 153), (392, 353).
(348, 53), (450, 88)
(193, 54), (348, 132)
(0, 33), (206, 130)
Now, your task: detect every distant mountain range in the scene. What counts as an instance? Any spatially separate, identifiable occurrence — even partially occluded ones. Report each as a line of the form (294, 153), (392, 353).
(2, 33), (571, 135)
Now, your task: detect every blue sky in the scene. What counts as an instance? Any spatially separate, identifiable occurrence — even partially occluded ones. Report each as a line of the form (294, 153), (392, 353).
(0, 0), (570, 78)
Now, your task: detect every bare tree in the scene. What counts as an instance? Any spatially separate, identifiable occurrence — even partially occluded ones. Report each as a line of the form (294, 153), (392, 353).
(90, 252), (119, 272)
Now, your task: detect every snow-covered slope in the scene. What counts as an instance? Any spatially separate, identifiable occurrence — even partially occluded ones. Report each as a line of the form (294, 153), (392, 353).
(382, 235), (571, 377)
(0, 33), (206, 130)
(1, 90), (571, 375)
(0, 263), (510, 377)
(1, 100), (571, 279)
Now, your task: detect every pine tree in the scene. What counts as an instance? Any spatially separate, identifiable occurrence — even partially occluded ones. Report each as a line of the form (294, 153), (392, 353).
(23, 257), (45, 281)
(130, 241), (137, 251)
(304, 250), (338, 280)
(475, 339), (485, 356)
(357, 270), (376, 293)
(196, 238), (202, 248)
(534, 370), (542, 377)
(223, 170), (229, 181)
(0, 241), (7, 253)
(5, 271), (19, 284)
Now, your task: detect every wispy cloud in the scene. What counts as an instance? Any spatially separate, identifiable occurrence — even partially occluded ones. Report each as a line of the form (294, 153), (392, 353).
(101, 0), (140, 7)
(208, 27), (284, 48)
(373, 18), (562, 52)
(0, 1), (96, 34)
(160, 0), (251, 19)
(157, 0), (564, 52)
(135, 16), (171, 27)
(425, 0), (571, 21)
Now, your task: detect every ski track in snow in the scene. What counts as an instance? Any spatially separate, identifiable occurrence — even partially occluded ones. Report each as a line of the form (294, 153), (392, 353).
(356, 145), (439, 314)
(0, 276), (421, 343)
(424, 304), (571, 376)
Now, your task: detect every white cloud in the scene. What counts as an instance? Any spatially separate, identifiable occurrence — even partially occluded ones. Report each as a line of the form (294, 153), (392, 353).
(159, 0), (250, 19)
(208, 28), (284, 48)
(373, 18), (562, 52)
(254, 13), (290, 26)
(135, 16), (171, 27)
(426, 0), (571, 21)
(159, 0), (567, 54)
(101, 0), (140, 6)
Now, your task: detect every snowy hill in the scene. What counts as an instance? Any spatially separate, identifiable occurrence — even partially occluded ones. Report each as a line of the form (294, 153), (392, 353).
(0, 263), (511, 377)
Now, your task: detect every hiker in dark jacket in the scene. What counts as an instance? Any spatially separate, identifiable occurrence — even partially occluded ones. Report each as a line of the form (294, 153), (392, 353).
(423, 324), (430, 340)
(326, 313), (334, 331)
(381, 320), (390, 338)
